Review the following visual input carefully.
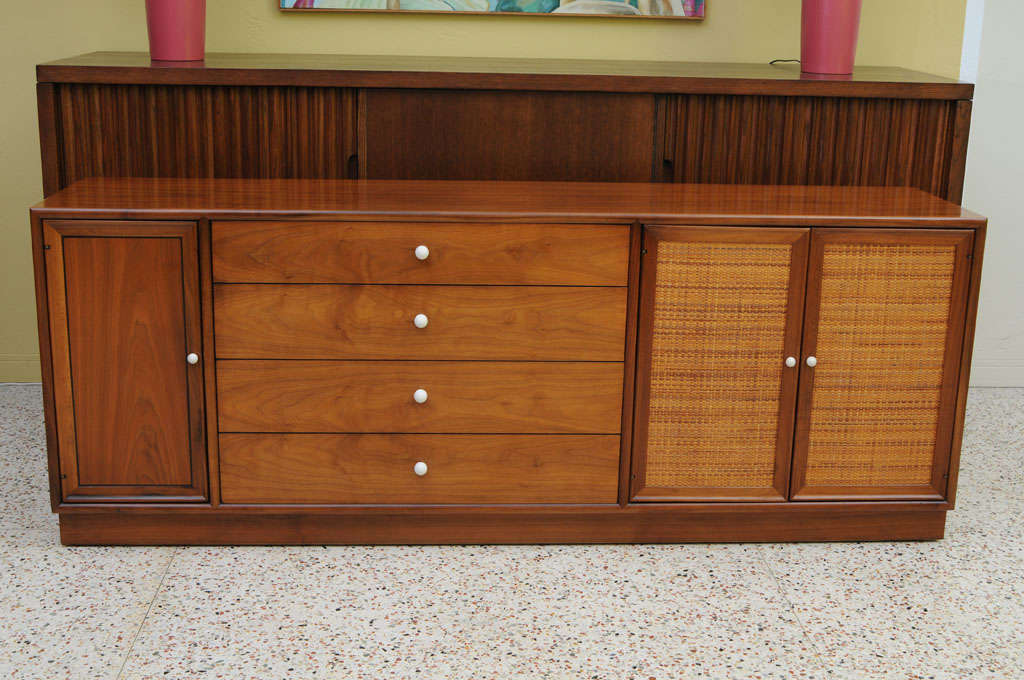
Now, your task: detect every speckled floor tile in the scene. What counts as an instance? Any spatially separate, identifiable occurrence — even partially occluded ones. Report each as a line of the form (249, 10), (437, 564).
(1, 385), (1022, 680)
(0, 384), (59, 544)
(954, 388), (1024, 500)
(0, 545), (176, 680)
(119, 543), (827, 679)
(760, 540), (1023, 679)
(760, 389), (1024, 680)
(0, 385), (176, 680)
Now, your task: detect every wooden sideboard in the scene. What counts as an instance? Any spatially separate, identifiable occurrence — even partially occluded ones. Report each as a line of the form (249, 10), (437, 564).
(30, 179), (986, 544)
(37, 53), (973, 202)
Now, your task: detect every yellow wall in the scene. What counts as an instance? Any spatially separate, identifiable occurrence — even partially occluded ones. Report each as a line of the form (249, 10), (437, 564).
(0, 0), (967, 381)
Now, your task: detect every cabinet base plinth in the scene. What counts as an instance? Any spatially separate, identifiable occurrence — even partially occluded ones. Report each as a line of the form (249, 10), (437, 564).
(58, 506), (947, 545)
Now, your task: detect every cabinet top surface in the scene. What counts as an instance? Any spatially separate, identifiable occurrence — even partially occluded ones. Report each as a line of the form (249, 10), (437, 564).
(32, 179), (985, 227)
(37, 52), (972, 99)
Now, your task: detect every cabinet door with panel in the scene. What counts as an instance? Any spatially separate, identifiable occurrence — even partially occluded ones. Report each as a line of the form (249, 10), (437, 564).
(42, 221), (207, 502)
(632, 227), (809, 501)
(790, 229), (974, 500)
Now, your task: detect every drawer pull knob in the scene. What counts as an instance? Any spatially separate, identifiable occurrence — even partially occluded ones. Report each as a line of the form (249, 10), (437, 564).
(414, 245), (430, 261)
(413, 388), (429, 404)
(413, 461), (428, 476)
(186, 352), (200, 365)
(413, 313), (429, 329)
(806, 356), (818, 368)
(785, 356), (797, 368)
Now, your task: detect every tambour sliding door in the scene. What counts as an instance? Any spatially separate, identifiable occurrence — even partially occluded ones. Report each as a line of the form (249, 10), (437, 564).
(631, 227), (809, 502)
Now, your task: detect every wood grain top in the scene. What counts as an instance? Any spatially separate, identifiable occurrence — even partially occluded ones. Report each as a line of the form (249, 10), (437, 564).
(37, 52), (973, 99)
(32, 178), (987, 228)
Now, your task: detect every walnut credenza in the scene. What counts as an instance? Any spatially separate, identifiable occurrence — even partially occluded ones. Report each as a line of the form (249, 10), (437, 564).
(30, 179), (986, 545)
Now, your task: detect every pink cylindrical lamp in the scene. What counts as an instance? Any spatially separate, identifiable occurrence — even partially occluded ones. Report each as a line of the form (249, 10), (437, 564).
(801, 0), (863, 75)
(146, 0), (206, 62)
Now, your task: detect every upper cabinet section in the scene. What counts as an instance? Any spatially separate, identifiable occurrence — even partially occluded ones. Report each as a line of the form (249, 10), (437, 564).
(36, 53), (973, 201)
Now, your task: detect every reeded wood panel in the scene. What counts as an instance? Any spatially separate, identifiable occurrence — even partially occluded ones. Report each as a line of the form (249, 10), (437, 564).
(43, 221), (206, 502)
(659, 95), (960, 199)
(791, 229), (974, 500)
(45, 83), (967, 203)
(217, 360), (624, 434)
(212, 221), (629, 285)
(215, 284), (627, 361)
(363, 89), (657, 181)
(632, 227), (809, 501)
(220, 434), (620, 504)
(55, 84), (358, 186)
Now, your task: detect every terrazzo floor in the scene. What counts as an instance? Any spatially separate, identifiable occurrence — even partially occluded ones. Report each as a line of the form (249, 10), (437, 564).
(0, 384), (1021, 679)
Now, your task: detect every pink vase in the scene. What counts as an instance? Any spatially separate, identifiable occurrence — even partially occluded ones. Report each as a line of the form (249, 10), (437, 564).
(801, 0), (863, 75)
(146, 0), (206, 62)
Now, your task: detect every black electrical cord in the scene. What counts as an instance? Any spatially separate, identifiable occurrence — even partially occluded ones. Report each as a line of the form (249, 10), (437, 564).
(769, 59), (801, 65)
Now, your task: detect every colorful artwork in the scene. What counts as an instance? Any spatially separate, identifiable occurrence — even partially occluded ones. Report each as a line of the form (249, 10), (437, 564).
(282, 0), (704, 19)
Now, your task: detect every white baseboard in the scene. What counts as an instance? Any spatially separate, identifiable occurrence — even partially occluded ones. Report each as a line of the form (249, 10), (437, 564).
(967, 360), (1024, 388)
(0, 355), (42, 383)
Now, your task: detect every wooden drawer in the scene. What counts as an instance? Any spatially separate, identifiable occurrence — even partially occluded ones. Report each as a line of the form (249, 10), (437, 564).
(215, 284), (627, 361)
(217, 360), (624, 434)
(212, 221), (629, 285)
(219, 433), (621, 504)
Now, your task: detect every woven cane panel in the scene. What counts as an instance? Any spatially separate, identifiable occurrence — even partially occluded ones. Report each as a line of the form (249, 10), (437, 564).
(645, 240), (792, 489)
(805, 242), (955, 488)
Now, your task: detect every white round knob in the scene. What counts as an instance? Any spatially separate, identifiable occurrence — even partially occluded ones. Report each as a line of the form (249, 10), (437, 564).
(413, 388), (428, 404)
(806, 356), (818, 368)
(413, 313), (429, 329)
(186, 353), (199, 365)
(413, 461), (428, 476)
(785, 356), (797, 368)
(414, 245), (430, 261)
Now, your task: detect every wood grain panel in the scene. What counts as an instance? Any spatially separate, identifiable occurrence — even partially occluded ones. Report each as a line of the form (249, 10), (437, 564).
(220, 434), (620, 504)
(57, 507), (949, 545)
(214, 284), (627, 361)
(42, 221), (206, 501)
(35, 179), (984, 228)
(632, 227), (809, 502)
(791, 229), (974, 500)
(55, 84), (358, 187)
(660, 95), (960, 199)
(39, 53), (973, 100)
(217, 360), (624, 434)
(30, 215), (63, 510)
(37, 83), (61, 197)
(212, 221), (629, 285)
(363, 89), (657, 181)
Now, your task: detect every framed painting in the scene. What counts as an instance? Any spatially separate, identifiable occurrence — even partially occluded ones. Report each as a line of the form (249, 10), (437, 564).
(281, 0), (705, 19)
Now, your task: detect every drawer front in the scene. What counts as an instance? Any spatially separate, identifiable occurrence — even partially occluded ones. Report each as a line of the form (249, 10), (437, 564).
(215, 284), (627, 361)
(217, 360), (624, 434)
(212, 221), (629, 286)
(220, 433), (621, 504)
